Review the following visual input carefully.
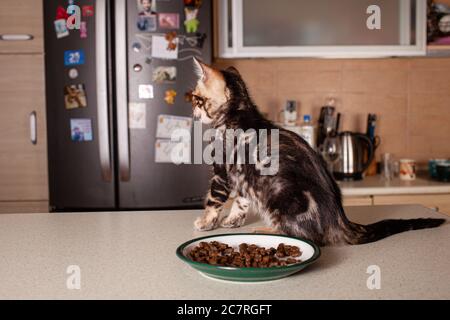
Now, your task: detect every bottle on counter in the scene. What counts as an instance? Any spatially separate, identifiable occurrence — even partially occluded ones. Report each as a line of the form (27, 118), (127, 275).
(299, 114), (316, 149)
(283, 100), (298, 126)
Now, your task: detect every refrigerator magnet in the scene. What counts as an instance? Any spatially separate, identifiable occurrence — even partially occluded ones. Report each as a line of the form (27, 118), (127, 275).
(137, 0), (157, 16)
(194, 33), (207, 48)
(156, 114), (192, 139)
(68, 68), (79, 79)
(70, 119), (93, 142)
(184, 0), (202, 8)
(82, 5), (94, 17)
(137, 15), (157, 32)
(158, 13), (180, 30)
(64, 84), (87, 110)
(152, 66), (176, 84)
(54, 19), (69, 39)
(155, 139), (191, 164)
(165, 31), (178, 51)
(129, 103), (146, 129)
(66, 5), (81, 30)
(55, 6), (69, 20)
(164, 89), (177, 105)
(184, 8), (200, 33)
(64, 49), (85, 66)
(138, 84), (154, 99)
(80, 21), (88, 39)
(133, 64), (143, 72)
(132, 42), (142, 53)
(151, 35), (178, 59)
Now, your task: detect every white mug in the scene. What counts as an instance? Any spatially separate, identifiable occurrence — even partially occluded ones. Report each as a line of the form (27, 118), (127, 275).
(399, 159), (416, 181)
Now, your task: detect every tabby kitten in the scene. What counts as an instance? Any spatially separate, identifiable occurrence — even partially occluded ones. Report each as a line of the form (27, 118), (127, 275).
(190, 58), (445, 246)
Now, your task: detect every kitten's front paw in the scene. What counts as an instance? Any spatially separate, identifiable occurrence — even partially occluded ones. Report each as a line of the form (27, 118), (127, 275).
(220, 214), (246, 228)
(194, 215), (219, 231)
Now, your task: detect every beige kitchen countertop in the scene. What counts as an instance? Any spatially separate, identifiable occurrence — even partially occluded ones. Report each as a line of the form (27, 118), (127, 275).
(339, 176), (450, 196)
(0, 205), (448, 299)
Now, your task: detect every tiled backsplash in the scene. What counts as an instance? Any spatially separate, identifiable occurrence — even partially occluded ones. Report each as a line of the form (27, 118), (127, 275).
(213, 58), (450, 163)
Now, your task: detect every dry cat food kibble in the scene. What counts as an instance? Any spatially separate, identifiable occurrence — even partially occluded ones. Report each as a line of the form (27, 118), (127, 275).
(188, 241), (302, 267)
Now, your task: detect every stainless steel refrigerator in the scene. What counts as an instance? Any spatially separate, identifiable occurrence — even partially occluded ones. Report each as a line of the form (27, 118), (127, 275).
(43, 0), (211, 211)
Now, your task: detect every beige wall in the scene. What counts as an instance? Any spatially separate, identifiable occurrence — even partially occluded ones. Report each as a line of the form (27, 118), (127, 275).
(213, 57), (450, 163)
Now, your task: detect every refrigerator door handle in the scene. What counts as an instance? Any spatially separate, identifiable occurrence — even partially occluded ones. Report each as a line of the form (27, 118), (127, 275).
(115, 0), (131, 182)
(96, 0), (112, 182)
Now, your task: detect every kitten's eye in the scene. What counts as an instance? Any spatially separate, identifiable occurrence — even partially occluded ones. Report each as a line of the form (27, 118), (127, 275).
(191, 94), (206, 109)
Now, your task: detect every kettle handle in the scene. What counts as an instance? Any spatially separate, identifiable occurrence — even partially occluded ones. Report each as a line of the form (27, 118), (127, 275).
(356, 133), (374, 173)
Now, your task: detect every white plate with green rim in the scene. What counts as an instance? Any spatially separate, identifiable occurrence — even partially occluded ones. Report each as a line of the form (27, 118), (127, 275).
(176, 233), (321, 282)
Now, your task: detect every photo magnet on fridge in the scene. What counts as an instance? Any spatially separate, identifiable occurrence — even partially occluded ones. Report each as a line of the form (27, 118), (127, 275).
(129, 103), (146, 129)
(137, 0), (157, 16)
(138, 84), (154, 99)
(156, 114), (192, 139)
(54, 19), (69, 39)
(70, 119), (93, 142)
(64, 49), (85, 66)
(155, 139), (191, 164)
(137, 15), (157, 32)
(152, 66), (176, 83)
(158, 13), (180, 29)
(64, 84), (87, 109)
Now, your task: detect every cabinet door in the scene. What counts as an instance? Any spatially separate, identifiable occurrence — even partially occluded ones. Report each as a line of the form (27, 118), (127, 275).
(218, 0), (426, 58)
(0, 55), (48, 201)
(0, 0), (43, 53)
(0, 201), (48, 214)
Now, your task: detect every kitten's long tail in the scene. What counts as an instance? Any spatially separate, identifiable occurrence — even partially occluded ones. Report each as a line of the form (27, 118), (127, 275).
(348, 218), (446, 245)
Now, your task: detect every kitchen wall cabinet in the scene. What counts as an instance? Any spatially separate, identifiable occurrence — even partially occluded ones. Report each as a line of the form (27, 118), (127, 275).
(0, 0), (48, 213)
(0, 0), (44, 54)
(217, 0), (426, 58)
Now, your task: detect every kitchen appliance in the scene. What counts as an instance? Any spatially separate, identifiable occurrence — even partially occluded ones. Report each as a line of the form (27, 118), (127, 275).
(317, 101), (336, 148)
(332, 131), (374, 181)
(43, 0), (212, 211)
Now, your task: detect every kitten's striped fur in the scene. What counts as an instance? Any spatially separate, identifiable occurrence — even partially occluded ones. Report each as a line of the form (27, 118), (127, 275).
(191, 58), (445, 246)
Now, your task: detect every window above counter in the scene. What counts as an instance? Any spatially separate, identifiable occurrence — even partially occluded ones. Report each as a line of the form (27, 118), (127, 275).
(217, 0), (427, 58)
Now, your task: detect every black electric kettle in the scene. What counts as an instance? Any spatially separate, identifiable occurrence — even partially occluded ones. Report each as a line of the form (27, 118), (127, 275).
(332, 131), (374, 181)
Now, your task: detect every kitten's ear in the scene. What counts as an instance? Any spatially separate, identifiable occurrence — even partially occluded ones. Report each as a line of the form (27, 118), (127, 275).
(226, 66), (241, 76)
(193, 57), (213, 82)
